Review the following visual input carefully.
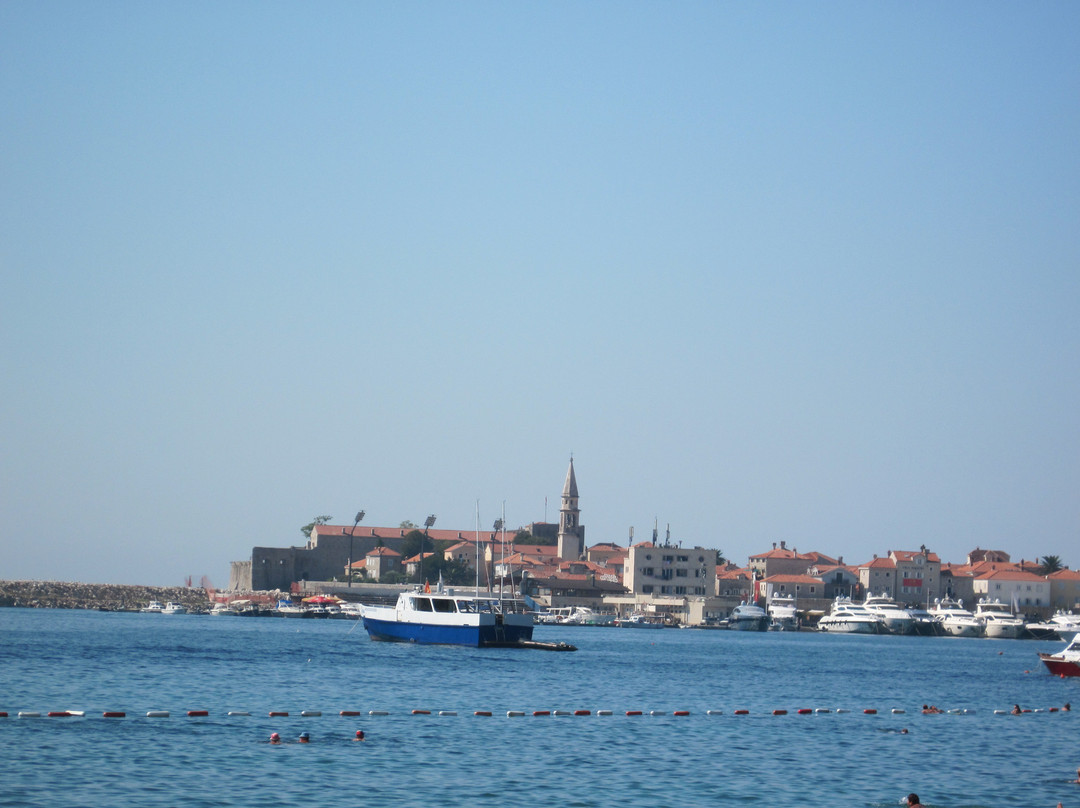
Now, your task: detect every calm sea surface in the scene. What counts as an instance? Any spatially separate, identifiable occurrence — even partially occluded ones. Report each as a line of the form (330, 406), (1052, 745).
(1, 608), (1077, 808)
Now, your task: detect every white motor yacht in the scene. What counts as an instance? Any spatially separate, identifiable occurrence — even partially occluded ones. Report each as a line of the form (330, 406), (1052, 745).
(161, 602), (187, 615)
(862, 593), (915, 635)
(817, 596), (883, 634)
(929, 597), (984, 637)
(728, 601), (769, 631)
(140, 601), (164, 613)
(974, 598), (1024, 639)
(209, 602), (238, 616)
(1048, 610), (1080, 640)
(767, 594), (799, 631)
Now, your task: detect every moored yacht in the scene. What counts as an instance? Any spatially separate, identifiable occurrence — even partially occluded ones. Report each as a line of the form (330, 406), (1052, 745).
(140, 601), (164, 613)
(767, 594), (799, 631)
(974, 598), (1024, 639)
(817, 596), (883, 634)
(929, 597), (983, 638)
(862, 593), (915, 635)
(161, 602), (187, 615)
(906, 606), (945, 636)
(728, 601), (769, 631)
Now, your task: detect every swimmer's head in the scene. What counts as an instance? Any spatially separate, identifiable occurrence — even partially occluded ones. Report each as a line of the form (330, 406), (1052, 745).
(355, 730), (365, 740)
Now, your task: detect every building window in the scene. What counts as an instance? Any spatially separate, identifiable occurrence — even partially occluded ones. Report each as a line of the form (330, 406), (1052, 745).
(676, 569), (688, 578)
(643, 585), (653, 594)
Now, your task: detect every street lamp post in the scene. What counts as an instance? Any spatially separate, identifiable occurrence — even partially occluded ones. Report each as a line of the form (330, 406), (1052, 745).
(348, 511), (365, 588)
(422, 515), (436, 586)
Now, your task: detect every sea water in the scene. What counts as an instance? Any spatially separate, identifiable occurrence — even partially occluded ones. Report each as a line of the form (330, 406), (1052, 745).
(0, 608), (1076, 808)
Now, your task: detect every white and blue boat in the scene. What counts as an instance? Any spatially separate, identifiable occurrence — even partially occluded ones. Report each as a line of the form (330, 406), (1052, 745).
(360, 588), (534, 647)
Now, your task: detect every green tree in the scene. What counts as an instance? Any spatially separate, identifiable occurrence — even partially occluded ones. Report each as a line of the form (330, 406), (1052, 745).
(400, 520), (417, 530)
(716, 550), (727, 566)
(300, 515), (333, 540)
(1039, 555), (1064, 575)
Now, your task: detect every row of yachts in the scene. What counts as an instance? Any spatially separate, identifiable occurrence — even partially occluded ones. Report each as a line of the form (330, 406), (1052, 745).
(758, 593), (1080, 639)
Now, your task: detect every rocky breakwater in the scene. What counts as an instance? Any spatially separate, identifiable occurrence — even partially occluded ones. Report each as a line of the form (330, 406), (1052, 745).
(0, 580), (210, 612)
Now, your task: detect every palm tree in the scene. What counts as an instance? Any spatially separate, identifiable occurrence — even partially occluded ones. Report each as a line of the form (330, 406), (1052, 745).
(1038, 555), (1064, 575)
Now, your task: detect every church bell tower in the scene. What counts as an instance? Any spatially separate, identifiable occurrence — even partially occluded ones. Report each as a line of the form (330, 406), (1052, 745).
(557, 458), (584, 560)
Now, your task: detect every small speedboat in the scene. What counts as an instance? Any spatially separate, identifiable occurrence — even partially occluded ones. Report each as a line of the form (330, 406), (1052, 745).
(161, 602), (187, 615)
(1038, 633), (1080, 677)
(618, 613), (665, 629)
(140, 601), (164, 613)
(209, 602), (238, 616)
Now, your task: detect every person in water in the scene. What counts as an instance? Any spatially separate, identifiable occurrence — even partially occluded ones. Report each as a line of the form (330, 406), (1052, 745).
(269, 732), (281, 744)
(354, 730), (366, 741)
(1011, 704), (1022, 715)
(906, 794), (924, 808)
(298, 732), (310, 743)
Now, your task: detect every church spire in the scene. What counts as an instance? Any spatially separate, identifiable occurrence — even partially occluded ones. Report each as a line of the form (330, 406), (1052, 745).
(557, 457), (584, 560)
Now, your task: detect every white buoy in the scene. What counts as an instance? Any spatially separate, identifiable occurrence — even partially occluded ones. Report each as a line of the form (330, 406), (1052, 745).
(146, 711), (170, 718)
(706, 710), (723, 715)
(300, 711), (321, 717)
(227, 711), (251, 716)
(18, 712), (41, 718)
(553, 710), (571, 716)
(891, 709), (905, 714)
(596, 710), (613, 716)
(66, 711), (86, 717)
(368, 710), (389, 716)
(506, 711), (525, 717)
(438, 711), (457, 716)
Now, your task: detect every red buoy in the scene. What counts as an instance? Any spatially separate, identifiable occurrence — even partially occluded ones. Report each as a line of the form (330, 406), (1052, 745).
(339, 710), (361, 716)
(269, 711), (289, 717)
(533, 710), (550, 716)
(625, 710), (642, 716)
(102, 712), (126, 718)
(187, 710), (209, 717)
(773, 710), (788, 715)
(734, 710), (749, 715)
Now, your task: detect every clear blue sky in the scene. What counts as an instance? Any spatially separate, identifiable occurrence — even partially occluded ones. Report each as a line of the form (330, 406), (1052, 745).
(2, 3), (1077, 586)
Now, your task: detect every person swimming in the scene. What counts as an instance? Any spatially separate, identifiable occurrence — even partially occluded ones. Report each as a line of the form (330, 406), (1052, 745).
(269, 732), (281, 744)
(354, 730), (366, 741)
(298, 732), (310, 743)
(906, 794), (924, 807)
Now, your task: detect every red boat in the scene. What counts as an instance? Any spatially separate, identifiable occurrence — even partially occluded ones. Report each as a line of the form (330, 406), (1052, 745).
(1038, 634), (1080, 677)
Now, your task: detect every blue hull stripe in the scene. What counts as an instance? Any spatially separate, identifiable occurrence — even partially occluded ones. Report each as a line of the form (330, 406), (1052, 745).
(362, 617), (533, 647)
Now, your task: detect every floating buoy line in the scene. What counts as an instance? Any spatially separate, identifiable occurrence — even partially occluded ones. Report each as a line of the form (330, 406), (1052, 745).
(0, 705), (1073, 720)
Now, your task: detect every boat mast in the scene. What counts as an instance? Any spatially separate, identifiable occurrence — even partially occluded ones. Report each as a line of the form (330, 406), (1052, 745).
(475, 500), (481, 596)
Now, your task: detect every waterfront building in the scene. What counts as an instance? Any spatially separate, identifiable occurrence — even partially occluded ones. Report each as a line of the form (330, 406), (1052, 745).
(857, 549), (941, 606)
(973, 568), (1049, 609)
(759, 574), (824, 602)
(807, 563), (860, 599)
(360, 547), (400, 581)
(749, 542), (838, 579)
(1048, 568), (1080, 610)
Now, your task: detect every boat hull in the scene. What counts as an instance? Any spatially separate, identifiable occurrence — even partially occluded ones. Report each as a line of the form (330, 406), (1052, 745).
(361, 615), (533, 647)
(818, 619), (879, 634)
(1039, 653), (1080, 677)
